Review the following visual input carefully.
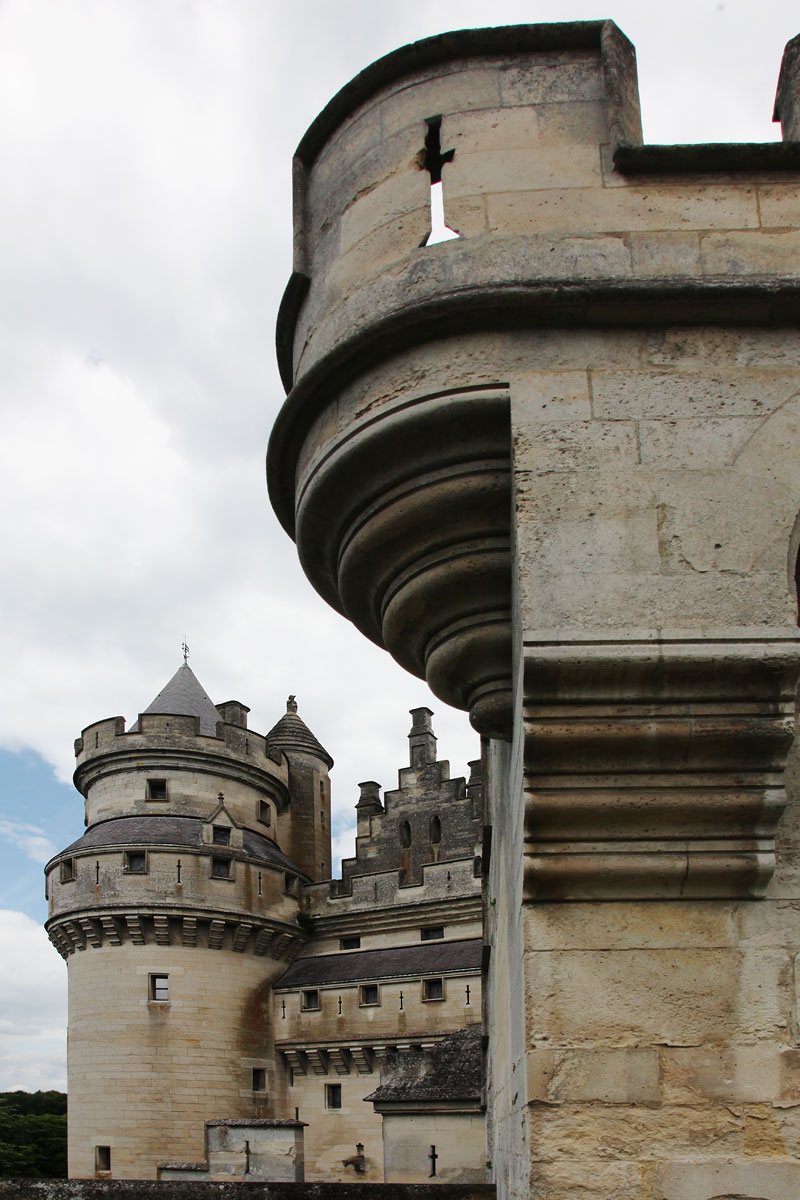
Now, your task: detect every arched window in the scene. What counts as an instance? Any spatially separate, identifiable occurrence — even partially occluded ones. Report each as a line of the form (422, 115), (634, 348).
(429, 816), (441, 845)
(400, 820), (412, 848)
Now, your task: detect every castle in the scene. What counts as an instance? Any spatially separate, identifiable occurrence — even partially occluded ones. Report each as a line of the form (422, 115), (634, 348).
(45, 19), (800, 1200)
(45, 661), (486, 1182)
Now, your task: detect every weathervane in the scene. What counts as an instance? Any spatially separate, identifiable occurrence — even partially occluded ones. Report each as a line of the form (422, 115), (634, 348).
(182, 640), (190, 662)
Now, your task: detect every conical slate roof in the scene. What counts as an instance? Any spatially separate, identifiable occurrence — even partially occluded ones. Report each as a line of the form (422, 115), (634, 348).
(266, 696), (333, 767)
(130, 662), (221, 737)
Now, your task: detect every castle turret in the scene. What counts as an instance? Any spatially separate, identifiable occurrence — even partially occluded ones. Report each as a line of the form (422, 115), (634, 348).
(45, 663), (317, 1180)
(266, 696), (333, 882)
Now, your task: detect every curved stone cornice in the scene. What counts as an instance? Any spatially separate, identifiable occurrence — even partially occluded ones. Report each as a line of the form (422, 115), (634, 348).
(284, 385), (512, 738)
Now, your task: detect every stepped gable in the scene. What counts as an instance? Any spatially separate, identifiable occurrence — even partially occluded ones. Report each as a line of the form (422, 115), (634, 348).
(129, 661), (221, 737)
(365, 1025), (483, 1105)
(266, 695), (333, 768)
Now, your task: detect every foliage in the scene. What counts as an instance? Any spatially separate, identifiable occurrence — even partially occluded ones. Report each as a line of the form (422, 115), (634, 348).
(0, 1092), (67, 1178)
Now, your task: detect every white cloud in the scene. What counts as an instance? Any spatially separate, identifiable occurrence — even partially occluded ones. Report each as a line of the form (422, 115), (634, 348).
(0, 911), (66, 1090)
(0, 821), (56, 865)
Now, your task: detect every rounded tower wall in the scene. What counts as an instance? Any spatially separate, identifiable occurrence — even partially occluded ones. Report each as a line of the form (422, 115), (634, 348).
(64, 944), (291, 1180)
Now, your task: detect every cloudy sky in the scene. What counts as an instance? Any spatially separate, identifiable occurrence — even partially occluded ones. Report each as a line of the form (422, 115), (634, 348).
(0, 0), (797, 1092)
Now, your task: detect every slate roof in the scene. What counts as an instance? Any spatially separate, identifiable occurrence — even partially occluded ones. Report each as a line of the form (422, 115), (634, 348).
(364, 1025), (483, 1106)
(130, 663), (221, 737)
(274, 937), (482, 989)
(266, 698), (333, 768)
(55, 815), (304, 874)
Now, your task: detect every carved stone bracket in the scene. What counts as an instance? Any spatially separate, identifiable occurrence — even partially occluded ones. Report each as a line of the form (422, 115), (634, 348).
(522, 634), (800, 901)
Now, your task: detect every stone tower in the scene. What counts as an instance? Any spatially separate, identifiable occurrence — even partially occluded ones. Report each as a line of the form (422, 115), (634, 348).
(268, 21), (800, 1200)
(45, 662), (331, 1180)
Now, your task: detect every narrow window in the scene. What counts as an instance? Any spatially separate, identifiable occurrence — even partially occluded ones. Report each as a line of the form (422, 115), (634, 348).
(124, 851), (147, 874)
(340, 936), (360, 950)
(258, 800), (272, 826)
(319, 781), (325, 798)
(150, 974), (169, 1002)
(400, 820), (412, 848)
(421, 926), (444, 941)
(320, 809), (325, 827)
(421, 117), (458, 247)
(211, 857), (231, 879)
(60, 858), (75, 883)
(301, 989), (320, 1011)
(147, 779), (167, 801)
(95, 1145), (111, 1175)
(429, 815), (441, 845)
(212, 826), (231, 846)
(325, 1083), (342, 1110)
(422, 978), (444, 1002)
(359, 984), (379, 1007)
(252, 1068), (266, 1092)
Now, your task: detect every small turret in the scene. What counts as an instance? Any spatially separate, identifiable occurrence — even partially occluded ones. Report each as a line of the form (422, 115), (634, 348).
(266, 697), (333, 883)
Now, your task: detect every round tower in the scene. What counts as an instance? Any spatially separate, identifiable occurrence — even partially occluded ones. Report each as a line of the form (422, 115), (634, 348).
(266, 696), (333, 882)
(45, 663), (325, 1180)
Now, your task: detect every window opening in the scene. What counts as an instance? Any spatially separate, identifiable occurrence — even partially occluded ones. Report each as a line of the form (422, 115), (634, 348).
(429, 1145), (438, 1178)
(60, 859), (75, 883)
(421, 926), (444, 941)
(258, 800), (271, 825)
(421, 117), (458, 246)
(211, 857), (231, 879)
(212, 826), (231, 846)
(422, 977), (444, 1002)
(124, 851), (146, 874)
(252, 1068), (266, 1092)
(429, 815), (441, 844)
(340, 936), (360, 950)
(400, 820), (412, 848)
(301, 989), (320, 1011)
(147, 779), (167, 801)
(150, 974), (169, 1002)
(325, 1083), (342, 1110)
(95, 1145), (111, 1175)
(284, 874), (298, 895)
(360, 984), (379, 1007)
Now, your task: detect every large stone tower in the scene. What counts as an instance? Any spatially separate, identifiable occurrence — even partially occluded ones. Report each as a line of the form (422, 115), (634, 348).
(45, 662), (331, 1179)
(268, 22), (800, 1200)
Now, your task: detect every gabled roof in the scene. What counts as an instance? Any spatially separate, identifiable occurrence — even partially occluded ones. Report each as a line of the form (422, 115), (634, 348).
(364, 1025), (483, 1106)
(130, 662), (221, 737)
(266, 696), (333, 768)
(274, 938), (482, 989)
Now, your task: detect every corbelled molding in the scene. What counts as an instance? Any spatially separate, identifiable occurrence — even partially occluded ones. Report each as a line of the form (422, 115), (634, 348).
(522, 634), (800, 900)
(46, 907), (305, 961)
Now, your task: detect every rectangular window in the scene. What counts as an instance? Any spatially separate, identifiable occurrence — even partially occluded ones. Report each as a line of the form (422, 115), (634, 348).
(301, 989), (319, 1011)
(60, 858), (75, 883)
(320, 809), (325, 827)
(340, 936), (360, 950)
(212, 826), (231, 846)
(252, 1068), (266, 1092)
(359, 984), (379, 1007)
(284, 874), (297, 895)
(150, 974), (169, 1002)
(124, 851), (147, 874)
(325, 1083), (342, 1110)
(422, 977), (444, 1002)
(258, 800), (272, 826)
(146, 779), (167, 801)
(421, 926), (444, 941)
(211, 857), (231, 879)
(95, 1145), (111, 1174)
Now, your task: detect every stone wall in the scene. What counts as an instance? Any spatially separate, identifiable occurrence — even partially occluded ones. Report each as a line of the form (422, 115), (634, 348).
(0, 1183), (496, 1200)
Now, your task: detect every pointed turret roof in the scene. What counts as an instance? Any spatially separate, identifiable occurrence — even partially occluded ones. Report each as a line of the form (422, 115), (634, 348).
(131, 662), (221, 737)
(266, 696), (333, 768)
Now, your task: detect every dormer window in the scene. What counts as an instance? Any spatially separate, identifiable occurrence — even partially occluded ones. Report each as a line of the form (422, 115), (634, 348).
(212, 826), (231, 846)
(146, 779), (167, 801)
